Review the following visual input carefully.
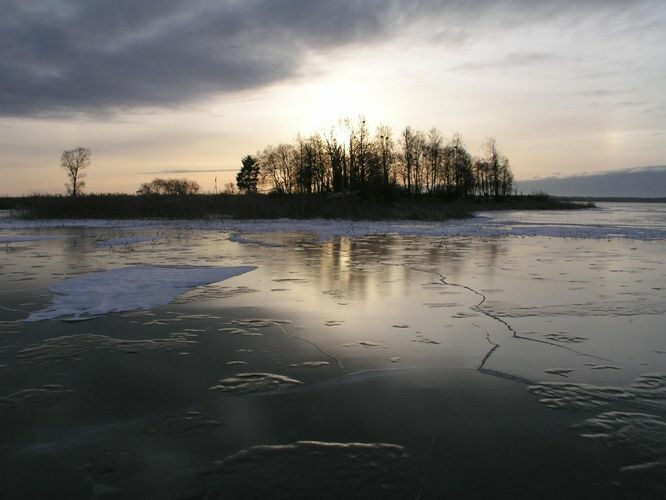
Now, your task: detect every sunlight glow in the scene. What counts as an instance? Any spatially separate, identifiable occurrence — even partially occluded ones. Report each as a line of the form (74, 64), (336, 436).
(290, 76), (386, 138)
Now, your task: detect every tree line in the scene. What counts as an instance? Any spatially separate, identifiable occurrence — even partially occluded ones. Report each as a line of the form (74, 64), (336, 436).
(237, 117), (514, 198)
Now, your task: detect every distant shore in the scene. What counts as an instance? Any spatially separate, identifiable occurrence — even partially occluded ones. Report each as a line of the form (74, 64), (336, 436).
(0, 193), (593, 221)
(558, 196), (666, 203)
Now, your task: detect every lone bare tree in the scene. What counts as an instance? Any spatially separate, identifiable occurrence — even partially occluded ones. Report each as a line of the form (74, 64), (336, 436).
(61, 147), (91, 197)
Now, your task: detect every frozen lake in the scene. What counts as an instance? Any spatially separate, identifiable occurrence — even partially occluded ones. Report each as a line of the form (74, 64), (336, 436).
(1, 203), (665, 498)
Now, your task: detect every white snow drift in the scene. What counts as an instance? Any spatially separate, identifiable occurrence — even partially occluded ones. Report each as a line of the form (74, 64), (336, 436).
(26, 265), (256, 322)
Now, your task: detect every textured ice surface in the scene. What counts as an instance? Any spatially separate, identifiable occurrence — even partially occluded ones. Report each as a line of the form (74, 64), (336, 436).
(0, 384), (72, 409)
(17, 334), (197, 362)
(529, 373), (666, 412)
(209, 373), (303, 395)
(530, 373), (666, 485)
(144, 411), (222, 438)
(25, 265), (256, 321)
(187, 441), (411, 499)
(94, 236), (161, 247)
(1, 205), (665, 498)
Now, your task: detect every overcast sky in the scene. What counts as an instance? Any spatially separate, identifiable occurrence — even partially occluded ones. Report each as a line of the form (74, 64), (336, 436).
(1, 0), (665, 195)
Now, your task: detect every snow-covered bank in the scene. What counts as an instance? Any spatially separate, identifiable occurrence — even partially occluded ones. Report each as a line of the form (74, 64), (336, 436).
(26, 265), (256, 322)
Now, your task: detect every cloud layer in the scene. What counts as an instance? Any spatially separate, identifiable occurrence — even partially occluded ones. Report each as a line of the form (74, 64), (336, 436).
(0, 0), (661, 116)
(1, 0), (411, 116)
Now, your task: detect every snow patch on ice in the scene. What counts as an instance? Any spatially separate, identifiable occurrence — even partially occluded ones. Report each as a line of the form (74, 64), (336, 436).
(25, 265), (256, 322)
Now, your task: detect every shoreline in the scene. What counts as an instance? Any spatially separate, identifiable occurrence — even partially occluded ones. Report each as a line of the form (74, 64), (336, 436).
(0, 193), (593, 221)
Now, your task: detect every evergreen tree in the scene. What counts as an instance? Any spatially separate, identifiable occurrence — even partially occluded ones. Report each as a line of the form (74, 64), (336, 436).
(236, 155), (260, 193)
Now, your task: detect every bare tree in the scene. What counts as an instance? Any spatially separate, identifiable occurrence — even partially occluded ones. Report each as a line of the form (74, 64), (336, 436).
(61, 147), (91, 197)
(137, 178), (200, 195)
(323, 130), (346, 192)
(374, 124), (395, 189)
(483, 137), (501, 197)
(259, 144), (296, 194)
(426, 128), (443, 193)
(399, 126), (416, 194)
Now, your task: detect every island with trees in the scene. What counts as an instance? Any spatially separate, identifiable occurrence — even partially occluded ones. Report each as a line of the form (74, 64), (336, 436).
(236, 118), (513, 198)
(1, 118), (591, 219)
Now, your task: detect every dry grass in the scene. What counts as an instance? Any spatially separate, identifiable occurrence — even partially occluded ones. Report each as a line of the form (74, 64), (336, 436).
(1, 193), (593, 220)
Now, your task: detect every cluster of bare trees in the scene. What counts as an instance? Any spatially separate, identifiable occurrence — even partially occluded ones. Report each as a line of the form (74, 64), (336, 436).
(137, 177), (200, 195)
(239, 117), (514, 197)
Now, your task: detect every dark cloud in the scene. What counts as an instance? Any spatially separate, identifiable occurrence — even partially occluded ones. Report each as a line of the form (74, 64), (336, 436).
(0, 0), (660, 117)
(0, 0), (410, 116)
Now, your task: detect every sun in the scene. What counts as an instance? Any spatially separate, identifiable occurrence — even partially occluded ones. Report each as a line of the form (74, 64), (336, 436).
(291, 76), (385, 138)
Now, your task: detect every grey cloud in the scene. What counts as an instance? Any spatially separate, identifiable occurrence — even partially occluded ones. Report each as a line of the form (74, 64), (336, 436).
(453, 52), (560, 71)
(0, 0), (662, 117)
(1, 0), (423, 116)
(577, 89), (636, 97)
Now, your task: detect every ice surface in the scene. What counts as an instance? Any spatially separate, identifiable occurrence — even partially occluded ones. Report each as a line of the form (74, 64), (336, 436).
(94, 236), (161, 247)
(188, 441), (411, 499)
(0, 235), (76, 243)
(17, 334), (198, 362)
(3, 202), (666, 241)
(25, 265), (256, 322)
(209, 372), (303, 394)
(143, 411), (222, 438)
(2, 204), (665, 497)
